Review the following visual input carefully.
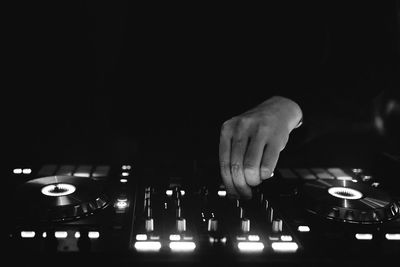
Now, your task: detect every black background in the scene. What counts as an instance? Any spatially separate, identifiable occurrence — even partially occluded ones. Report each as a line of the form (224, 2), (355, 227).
(4, 1), (399, 170)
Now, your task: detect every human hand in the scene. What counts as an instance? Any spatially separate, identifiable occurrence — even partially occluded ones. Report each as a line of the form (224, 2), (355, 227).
(219, 96), (303, 199)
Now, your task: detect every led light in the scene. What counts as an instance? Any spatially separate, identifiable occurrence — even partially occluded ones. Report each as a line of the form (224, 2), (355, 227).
(136, 234), (147, 241)
(248, 235), (260, 241)
(237, 242), (264, 252)
(55, 231), (68, 239)
(13, 168), (23, 174)
(218, 190), (227, 197)
(169, 241), (196, 252)
(236, 236), (246, 241)
(119, 178), (128, 183)
(328, 187), (363, 200)
(354, 233), (373, 240)
(122, 165), (132, 170)
(169, 234), (181, 241)
(150, 236), (160, 240)
(116, 201), (128, 209)
(297, 225), (310, 232)
(134, 241), (161, 252)
(121, 172), (129, 177)
(42, 232), (47, 238)
(74, 172), (90, 177)
(166, 190), (173, 196)
(280, 235), (293, 241)
(21, 231), (35, 238)
(41, 183), (76, 197)
(271, 242), (298, 252)
(180, 190), (185, 196)
(385, 233), (400, 240)
(75, 232), (81, 238)
(183, 236), (193, 240)
(336, 176), (353, 181)
(22, 168), (32, 174)
(88, 231), (100, 239)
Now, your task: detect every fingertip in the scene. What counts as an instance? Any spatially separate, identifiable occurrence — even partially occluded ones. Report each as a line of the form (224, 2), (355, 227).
(260, 168), (272, 180)
(244, 168), (261, 186)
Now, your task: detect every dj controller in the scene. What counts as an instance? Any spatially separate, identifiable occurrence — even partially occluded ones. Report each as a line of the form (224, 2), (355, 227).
(6, 159), (400, 266)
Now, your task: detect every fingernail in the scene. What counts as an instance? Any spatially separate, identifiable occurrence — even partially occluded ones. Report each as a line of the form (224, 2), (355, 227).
(244, 168), (257, 179)
(261, 168), (271, 180)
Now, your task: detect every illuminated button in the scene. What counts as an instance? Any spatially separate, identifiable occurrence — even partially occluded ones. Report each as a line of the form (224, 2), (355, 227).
(13, 168), (23, 174)
(42, 232), (47, 238)
(116, 200), (128, 209)
(297, 225), (310, 232)
(169, 241), (196, 252)
(248, 235), (260, 241)
(21, 231), (35, 238)
(237, 242), (264, 253)
(271, 242), (298, 252)
(121, 165), (132, 170)
(385, 233), (400, 240)
(169, 234), (181, 241)
(55, 231), (68, 239)
(75, 232), (81, 238)
(121, 172), (129, 177)
(166, 190), (173, 196)
(119, 178), (128, 183)
(88, 231), (100, 239)
(134, 241), (161, 252)
(136, 234), (148, 241)
(73, 165), (92, 177)
(22, 168), (32, 174)
(355, 233), (373, 240)
(281, 235), (293, 241)
(217, 190), (227, 197)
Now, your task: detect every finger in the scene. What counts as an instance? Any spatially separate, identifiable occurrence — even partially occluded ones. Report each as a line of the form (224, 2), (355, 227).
(230, 136), (252, 199)
(260, 140), (281, 180)
(219, 125), (238, 198)
(243, 133), (267, 186)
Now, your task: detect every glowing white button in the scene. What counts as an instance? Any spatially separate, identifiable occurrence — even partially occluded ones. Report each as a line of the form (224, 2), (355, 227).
(121, 172), (129, 177)
(42, 232), (47, 238)
(337, 176), (353, 181)
(166, 190), (173, 196)
(13, 168), (23, 174)
(169, 241), (196, 252)
(237, 242), (264, 252)
(385, 233), (400, 240)
(88, 231), (100, 239)
(281, 235), (293, 241)
(271, 242), (298, 252)
(169, 234), (181, 241)
(55, 231), (68, 238)
(218, 190), (227, 197)
(180, 190), (185, 196)
(355, 233), (373, 240)
(298, 225), (310, 232)
(121, 165), (132, 170)
(21, 231), (35, 238)
(134, 241), (161, 252)
(248, 235), (260, 241)
(75, 232), (81, 238)
(136, 234), (148, 241)
(116, 201), (128, 209)
(119, 178), (128, 183)
(22, 168), (32, 174)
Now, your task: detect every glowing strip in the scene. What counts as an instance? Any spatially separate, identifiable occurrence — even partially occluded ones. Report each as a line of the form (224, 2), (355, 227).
(21, 231), (35, 238)
(297, 225), (310, 232)
(136, 234), (148, 241)
(55, 231), (68, 238)
(385, 233), (400, 240)
(169, 241), (196, 252)
(121, 172), (129, 177)
(75, 232), (81, 238)
(134, 241), (162, 252)
(355, 233), (373, 240)
(166, 190), (173, 196)
(271, 242), (298, 252)
(88, 231), (100, 239)
(237, 242), (264, 252)
(120, 178), (128, 183)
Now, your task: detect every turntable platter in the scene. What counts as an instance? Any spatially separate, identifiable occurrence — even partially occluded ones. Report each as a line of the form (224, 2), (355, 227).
(302, 179), (400, 224)
(15, 176), (110, 222)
